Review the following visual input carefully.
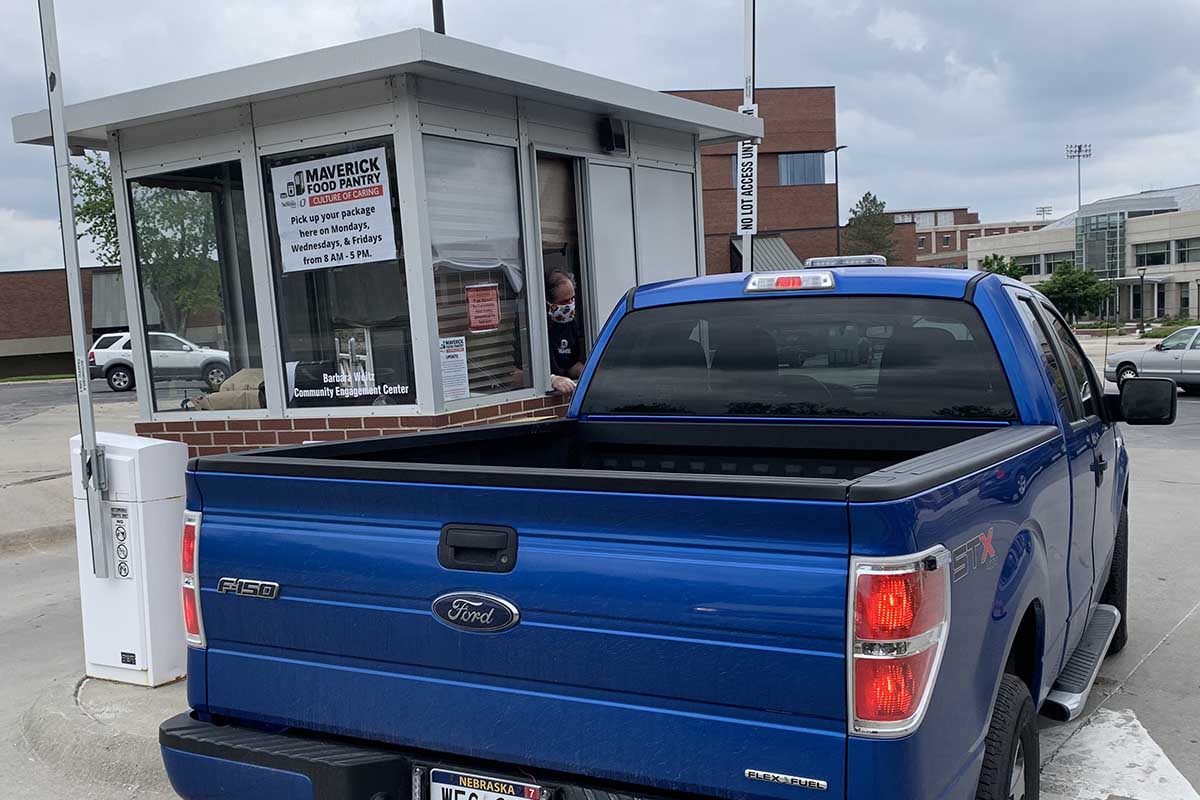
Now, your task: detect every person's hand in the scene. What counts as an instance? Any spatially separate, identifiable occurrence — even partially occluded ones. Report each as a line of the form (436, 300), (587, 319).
(550, 375), (576, 395)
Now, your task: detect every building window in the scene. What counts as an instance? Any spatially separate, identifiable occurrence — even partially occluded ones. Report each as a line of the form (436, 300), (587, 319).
(941, 234), (952, 247)
(424, 136), (532, 400)
(1044, 251), (1074, 274)
(1015, 254), (1040, 276)
(262, 137), (417, 410)
(917, 235), (927, 249)
(1134, 241), (1170, 267)
(128, 160), (264, 413)
(778, 152), (825, 186)
(1177, 238), (1200, 263)
(1182, 283), (1191, 317)
(1157, 282), (1166, 318)
(1076, 212), (1126, 279)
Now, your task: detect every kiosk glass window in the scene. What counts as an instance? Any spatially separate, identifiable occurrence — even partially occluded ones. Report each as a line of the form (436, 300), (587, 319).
(262, 138), (417, 410)
(424, 136), (531, 399)
(128, 161), (264, 413)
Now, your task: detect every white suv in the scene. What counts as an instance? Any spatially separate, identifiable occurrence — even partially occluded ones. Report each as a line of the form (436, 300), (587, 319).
(88, 332), (231, 393)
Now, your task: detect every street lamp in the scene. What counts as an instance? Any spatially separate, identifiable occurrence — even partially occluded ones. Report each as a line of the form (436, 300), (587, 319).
(831, 145), (848, 255)
(1065, 144), (1091, 211)
(1036, 205), (1053, 221)
(1138, 266), (1147, 333)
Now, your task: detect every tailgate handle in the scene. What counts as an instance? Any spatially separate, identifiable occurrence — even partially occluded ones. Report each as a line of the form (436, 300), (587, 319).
(439, 524), (518, 573)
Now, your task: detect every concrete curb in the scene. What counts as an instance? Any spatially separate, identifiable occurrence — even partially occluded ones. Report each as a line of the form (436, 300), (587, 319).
(0, 524), (74, 557)
(19, 675), (180, 795)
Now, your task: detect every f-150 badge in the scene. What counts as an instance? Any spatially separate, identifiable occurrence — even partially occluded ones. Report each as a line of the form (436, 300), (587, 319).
(216, 577), (280, 599)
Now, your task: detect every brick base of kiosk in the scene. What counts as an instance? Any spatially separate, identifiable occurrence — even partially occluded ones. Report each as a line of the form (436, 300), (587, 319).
(135, 397), (570, 458)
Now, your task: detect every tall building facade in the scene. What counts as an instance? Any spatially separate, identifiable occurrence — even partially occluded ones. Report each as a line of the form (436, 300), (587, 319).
(967, 185), (1200, 320)
(669, 87), (844, 273)
(891, 206), (1047, 269)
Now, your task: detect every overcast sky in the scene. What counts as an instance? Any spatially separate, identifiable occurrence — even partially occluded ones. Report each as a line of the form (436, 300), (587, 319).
(2, 0), (1198, 270)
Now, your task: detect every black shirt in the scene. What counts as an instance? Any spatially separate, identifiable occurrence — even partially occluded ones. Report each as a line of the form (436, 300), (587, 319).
(548, 320), (585, 376)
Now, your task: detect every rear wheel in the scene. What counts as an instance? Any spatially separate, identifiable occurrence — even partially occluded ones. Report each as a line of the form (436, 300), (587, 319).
(1099, 505), (1129, 654)
(203, 363), (229, 391)
(976, 674), (1038, 800)
(105, 365), (134, 392)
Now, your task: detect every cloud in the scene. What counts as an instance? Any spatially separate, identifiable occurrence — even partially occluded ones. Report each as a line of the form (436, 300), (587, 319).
(1, 0), (1198, 253)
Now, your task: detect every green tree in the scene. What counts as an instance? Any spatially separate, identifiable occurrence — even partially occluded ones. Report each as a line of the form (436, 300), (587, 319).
(979, 253), (1025, 280)
(1038, 262), (1109, 321)
(71, 151), (120, 266)
(843, 192), (897, 261)
(70, 153), (221, 334)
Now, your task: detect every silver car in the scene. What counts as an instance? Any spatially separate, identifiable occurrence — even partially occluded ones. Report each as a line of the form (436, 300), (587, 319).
(1104, 325), (1200, 393)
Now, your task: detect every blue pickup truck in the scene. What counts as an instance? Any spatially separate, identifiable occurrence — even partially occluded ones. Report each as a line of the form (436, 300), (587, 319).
(161, 267), (1176, 800)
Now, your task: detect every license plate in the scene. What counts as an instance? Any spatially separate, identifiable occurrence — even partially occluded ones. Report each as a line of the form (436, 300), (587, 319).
(429, 769), (542, 800)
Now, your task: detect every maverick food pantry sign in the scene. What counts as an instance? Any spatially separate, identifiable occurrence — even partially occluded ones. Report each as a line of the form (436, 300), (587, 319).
(272, 147), (397, 272)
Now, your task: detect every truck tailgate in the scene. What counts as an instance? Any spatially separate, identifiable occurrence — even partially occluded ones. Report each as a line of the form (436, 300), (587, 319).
(193, 470), (850, 799)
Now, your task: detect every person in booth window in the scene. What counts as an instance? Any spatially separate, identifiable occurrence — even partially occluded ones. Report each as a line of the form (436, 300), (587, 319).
(545, 270), (586, 395)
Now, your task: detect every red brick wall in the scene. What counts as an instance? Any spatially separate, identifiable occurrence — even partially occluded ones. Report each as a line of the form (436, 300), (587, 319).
(0, 267), (111, 345)
(703, 184), (838, 235)
(135, 397), (571, 458)
(670, 87), (837, 156)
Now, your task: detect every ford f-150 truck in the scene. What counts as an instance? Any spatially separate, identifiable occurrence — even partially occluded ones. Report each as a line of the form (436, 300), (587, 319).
(160, 267), (1176, 800)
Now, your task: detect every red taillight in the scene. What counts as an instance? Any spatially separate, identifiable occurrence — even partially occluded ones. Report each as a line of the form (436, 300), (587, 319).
(850, 547), (950, 736)
(854, 649), (937, 722)
(181, 522), (197, 575)
(88, 351), (96, 365)
(181, 511), (204, 648)
(773, 276), (804, 289)
(182, 586), (200, 637)
(855, 570), (945, 641)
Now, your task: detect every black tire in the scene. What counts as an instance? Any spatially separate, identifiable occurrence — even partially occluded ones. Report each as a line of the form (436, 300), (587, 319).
(105, 365), (134, 392)
(202, 362), (229, 391)
(1116, 363), (1138, 384)
(976, 674), (1038, 800)
(1099, 505), (1129, 655)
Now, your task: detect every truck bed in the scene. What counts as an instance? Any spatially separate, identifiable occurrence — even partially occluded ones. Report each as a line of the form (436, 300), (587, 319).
(193, 418), (1055, 502)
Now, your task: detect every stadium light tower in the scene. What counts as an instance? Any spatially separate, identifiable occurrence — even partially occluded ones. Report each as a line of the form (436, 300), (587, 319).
(1065, 144), (1091, 210)
(1036, 205), (1053, 221)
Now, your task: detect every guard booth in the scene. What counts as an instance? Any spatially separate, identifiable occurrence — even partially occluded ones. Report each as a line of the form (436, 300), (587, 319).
(13, 30), (759, 452)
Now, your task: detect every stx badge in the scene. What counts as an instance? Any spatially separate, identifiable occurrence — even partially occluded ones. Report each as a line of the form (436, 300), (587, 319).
(951, 528), (997, 583)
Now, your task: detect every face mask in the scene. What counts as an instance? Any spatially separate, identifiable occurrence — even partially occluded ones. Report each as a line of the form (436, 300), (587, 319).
(548, 300), (575, 324)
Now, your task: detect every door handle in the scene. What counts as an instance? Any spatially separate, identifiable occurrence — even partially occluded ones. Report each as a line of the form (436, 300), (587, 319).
(438, 524), (518, 573)
(1090, 455), (1109, 486)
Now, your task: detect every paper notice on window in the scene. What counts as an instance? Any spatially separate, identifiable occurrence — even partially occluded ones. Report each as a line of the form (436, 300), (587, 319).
(439, 336), (470, 401)
(271, 146), (397, 273)
(466, 283), (502, 333)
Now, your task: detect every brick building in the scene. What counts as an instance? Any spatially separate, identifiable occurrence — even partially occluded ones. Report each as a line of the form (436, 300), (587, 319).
(892, 206), (1047, 269)
(670, 86), (915, 272)
(0, 266), (123, 378)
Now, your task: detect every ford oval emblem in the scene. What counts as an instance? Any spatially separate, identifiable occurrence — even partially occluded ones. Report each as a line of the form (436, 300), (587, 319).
(431, 592), (520, 633)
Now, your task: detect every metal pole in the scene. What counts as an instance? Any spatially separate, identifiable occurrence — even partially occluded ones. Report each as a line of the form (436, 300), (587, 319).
(36, 0), (110, 578)
(1077, 157), (1082, 211)
(1139, 273), (1146, 333)
(432, 0), (445, 33)
(834, 147), (841, 256)
(741, 0), (754, 273)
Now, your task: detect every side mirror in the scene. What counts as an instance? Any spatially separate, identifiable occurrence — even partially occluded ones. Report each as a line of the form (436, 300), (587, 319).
(1154, 342), (1164, 351)
(1110, 377), (1177, 425)
(182, 345), (193, 352)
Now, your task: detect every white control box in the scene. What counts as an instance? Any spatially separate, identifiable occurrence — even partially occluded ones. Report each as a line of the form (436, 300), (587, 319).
(70, 432), (188, 687)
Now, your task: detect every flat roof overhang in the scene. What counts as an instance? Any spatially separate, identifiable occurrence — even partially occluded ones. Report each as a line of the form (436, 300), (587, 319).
(12, 28), (762, 150)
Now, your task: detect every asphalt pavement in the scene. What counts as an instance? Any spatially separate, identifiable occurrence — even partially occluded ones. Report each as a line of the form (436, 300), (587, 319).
(0, 378), (134, 426)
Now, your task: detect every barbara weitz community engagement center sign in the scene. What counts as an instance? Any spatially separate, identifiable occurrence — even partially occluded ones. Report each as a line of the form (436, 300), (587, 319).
(272, 147), (397, 273)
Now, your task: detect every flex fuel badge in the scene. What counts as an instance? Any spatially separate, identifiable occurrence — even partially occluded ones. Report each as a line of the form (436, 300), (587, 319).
(744, 770), (827, 792)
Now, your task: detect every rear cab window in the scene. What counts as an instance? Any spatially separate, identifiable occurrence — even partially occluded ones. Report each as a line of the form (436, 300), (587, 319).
(581, 295), (1017, 421)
